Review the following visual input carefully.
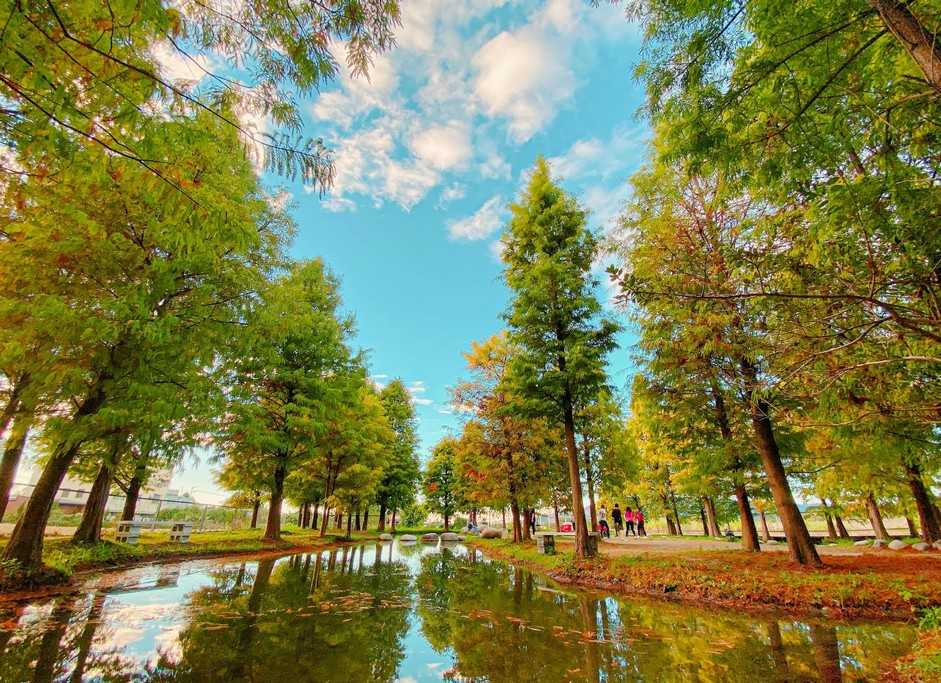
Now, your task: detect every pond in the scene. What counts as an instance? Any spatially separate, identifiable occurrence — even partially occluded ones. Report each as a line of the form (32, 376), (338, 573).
(0, 541), (917, 682)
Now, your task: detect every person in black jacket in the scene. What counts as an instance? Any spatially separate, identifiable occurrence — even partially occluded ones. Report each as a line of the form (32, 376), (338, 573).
(611, 503), (623, 537)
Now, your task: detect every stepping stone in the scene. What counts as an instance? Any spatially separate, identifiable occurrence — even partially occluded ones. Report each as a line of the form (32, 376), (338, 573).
(853, 540), (870, 546)
(421, 533), (440, 543)
(379, 533), (393, 541)
(912, 542), (931, 551)
(888, 540), (908, 551)
(934, 540), (941, 550)
(399, 534), (417, 542)
(440, 532), (460, 542)
(873, 539), (888, 548)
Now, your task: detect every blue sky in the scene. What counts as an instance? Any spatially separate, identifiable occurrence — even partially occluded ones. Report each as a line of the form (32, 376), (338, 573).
(181, 0), (651, 502)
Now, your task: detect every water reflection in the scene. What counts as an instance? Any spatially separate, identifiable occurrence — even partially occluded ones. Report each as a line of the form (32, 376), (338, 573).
(0, 543), (916, 682)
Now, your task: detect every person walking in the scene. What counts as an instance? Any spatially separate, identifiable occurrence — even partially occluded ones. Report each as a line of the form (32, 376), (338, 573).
(636, 509), (646, 537)
(611, 503), (623, 537)
(625, 506), (636, 536)
(598, 504), (610, 538)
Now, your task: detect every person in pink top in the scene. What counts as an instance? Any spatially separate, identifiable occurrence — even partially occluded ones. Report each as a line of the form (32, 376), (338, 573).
(624, 507), (636, 536)
(636, 509), (646, 536)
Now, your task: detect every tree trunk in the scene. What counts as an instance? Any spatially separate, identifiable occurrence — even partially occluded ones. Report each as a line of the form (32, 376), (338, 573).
(510, 500), (523, 543)
(121, 464), (147, 521)
(903, 462), (941, 543)
(665, 515), (677, 535)
(363, 508), (369, 531)
(821, 499), (838, 540)
(741, 359), (821, 566)
(2, 384), (107, 566)
(734, 483), (761, 552)
(312, 501), (320, 530)
(0, 417), (29, 522)
(865, 493), (890, 540)
(699, 505), (709, 536)
(553, 491), (561, 532)
(378, 503), (387, 532)
(670, 491), (683, 536)
(355, 508), (361, 531)
(583, 437), (598, 534)
(0, 371), (29, 438)
(345, 509), (353, 539)
(444, 512), (450, 532)
(263, 460), (286, 541)
(906, 516), (918, 538)
(712, 381), (759, 551)
(834, 513), (850, 539)
(250, 493), (260, 529)
(703, 495), (721, 537)
(562, 389), (592, 558)
(319, 504), (330, 537)
(868, 0), (941, 94)
(72, 462), (115, 544)
(759, 510), (771, 542)
(390, 508), (397, 533)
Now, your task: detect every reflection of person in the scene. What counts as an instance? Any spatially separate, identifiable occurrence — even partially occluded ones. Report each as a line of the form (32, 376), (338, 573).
(611, 504), (623, 537)
(636, 509), (646, 536)
(598, 505), (610, 538)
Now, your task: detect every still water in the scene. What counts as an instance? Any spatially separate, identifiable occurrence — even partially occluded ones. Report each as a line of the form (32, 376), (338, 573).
(0, 542), (917, 682)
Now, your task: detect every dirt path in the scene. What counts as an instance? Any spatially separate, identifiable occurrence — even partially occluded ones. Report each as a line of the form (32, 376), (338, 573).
(596, 534), (887, 557)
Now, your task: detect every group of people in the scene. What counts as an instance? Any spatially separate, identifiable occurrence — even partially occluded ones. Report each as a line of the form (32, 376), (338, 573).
(598, 503), (645, 539)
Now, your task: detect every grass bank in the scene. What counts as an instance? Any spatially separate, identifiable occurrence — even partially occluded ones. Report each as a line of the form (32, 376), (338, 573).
(0, 526), (390, 594)
(467, 537), (941, 622)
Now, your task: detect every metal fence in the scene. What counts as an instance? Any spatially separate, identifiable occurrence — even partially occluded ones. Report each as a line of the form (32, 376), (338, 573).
(6, 482), (255, 532)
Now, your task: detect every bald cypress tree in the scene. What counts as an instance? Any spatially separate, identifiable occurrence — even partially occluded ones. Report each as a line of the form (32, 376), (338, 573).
(501, 157), (620, 559)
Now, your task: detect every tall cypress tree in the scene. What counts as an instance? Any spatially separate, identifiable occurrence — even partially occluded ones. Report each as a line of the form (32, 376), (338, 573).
(501, 156), (620, 559)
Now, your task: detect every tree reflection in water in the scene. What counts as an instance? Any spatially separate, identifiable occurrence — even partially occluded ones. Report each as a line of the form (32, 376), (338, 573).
(0, 544), (918, 682)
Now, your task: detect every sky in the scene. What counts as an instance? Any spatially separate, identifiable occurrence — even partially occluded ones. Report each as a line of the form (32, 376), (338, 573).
(22, 0), (653, 504)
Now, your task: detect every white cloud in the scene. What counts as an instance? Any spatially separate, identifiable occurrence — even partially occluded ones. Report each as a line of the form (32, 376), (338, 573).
(408, 121), (471, 170)
(489, 237), (507, 263)
(437, 410), (452, 415)
(472, 29), (574, 143)
(438, 183), (467, 204)
(447, 196), (504, 241)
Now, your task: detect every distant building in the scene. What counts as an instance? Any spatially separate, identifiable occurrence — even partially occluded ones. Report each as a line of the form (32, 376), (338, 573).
(23, 468), (196, 520)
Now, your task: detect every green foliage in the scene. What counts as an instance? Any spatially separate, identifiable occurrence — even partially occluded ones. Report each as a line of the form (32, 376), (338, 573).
(376, 379), (421, 513)
(0, 0), (401, 187)
(424, 438), (460, 526)
(501, 156), (621, 422)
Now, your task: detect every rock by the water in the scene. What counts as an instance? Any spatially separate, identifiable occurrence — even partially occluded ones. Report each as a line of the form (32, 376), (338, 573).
(765, 539), (779, 545)
(421, 533), (439, 543)
(480, 527), (502, 539)
(913, 542), (931, 551)
(440, 532), (460, 542)
(888, 540), (908, 551)
(827, 543), (837, 547)
(456, 535), (466, 541)
(853, 539), (870, 546)
(934, 540), (941, 550)
(872, 539), (888, 548)
(379, 533), (394, 541)
(399, 534), (417, 542)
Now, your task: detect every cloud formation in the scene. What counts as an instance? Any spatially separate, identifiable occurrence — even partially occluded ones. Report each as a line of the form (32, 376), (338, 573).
(447, 196), (504, 241)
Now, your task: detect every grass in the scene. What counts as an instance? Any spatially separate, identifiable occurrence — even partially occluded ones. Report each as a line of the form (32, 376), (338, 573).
(892, 607), (941, 681)
(466, 537), (941, 621)
(0, 526), (384, 592)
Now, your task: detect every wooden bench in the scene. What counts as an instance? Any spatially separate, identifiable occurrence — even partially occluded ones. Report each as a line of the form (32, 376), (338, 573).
(115, 521), (193, 545)
(536, 533), (556, 555)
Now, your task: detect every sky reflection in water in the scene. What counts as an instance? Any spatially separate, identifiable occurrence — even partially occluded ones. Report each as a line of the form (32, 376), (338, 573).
(0, 541), (917, 682)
